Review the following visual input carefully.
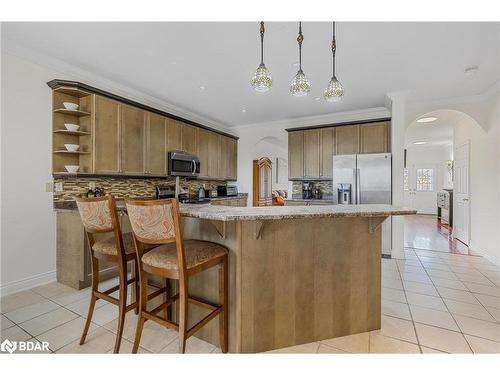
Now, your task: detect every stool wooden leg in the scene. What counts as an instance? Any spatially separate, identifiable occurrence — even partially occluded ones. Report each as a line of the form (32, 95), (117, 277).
(113, 259), (128, 353)
(164, 279), (171, 320)
(80, 257), (99, 345)
(178, 285), (188, 353)
(132, 267), (148, 354)
(219, 256), (228, 353)
(133, 259), (139, 315)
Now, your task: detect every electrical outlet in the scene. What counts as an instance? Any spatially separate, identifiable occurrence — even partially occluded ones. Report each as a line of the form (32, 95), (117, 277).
(54, 182), (63, 193)
(45, 182), (54, 192)
(89, 182), (96, 190)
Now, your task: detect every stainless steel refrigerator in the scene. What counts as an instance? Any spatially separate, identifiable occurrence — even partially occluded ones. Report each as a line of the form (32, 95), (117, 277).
(333, 153), (392, 256)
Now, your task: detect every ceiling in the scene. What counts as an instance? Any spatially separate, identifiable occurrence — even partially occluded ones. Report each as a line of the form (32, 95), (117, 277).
(2, 22), (499, 127)
(404, 111), (458, 147)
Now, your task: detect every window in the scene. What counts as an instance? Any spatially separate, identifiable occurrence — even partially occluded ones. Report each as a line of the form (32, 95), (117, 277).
(403, 168), (409, 191)
(416, 168), (434, 191)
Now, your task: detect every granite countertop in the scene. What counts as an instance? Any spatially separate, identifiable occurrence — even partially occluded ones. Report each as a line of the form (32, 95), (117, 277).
(180, 204), (416, 222)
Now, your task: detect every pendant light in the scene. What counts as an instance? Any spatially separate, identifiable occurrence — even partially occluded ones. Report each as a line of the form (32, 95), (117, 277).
(290, 22), (311, 97)
(324, 21), (344, 102)
(251, 21), (273, 92)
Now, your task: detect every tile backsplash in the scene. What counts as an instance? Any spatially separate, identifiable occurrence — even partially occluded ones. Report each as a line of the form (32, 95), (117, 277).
(53, 176), (226, 202)
(291, 180), (334, 199)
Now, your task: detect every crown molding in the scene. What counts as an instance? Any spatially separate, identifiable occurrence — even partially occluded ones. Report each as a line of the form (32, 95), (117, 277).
(233, 106), (391, 130)
(2, 39), (235, 135)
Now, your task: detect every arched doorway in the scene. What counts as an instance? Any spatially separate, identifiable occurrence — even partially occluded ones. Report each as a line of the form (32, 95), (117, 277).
(403, 109), (485, 255)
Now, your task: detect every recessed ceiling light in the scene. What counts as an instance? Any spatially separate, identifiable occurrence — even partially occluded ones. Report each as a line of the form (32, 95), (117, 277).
(199, 85), (206, 90)
(291, 61), (300, 68)
(465, 66), (479, 75)
(413, 141), (427, 145)
(416, 117), (437, 123)
(241, 109), (247, 113)
(314, 97), (321, 101)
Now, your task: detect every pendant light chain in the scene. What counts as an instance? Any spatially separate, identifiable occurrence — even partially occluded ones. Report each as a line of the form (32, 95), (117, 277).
(260, 21), (265, 65)
(297, 21), (304, 71)
(331, 21), (336, 78)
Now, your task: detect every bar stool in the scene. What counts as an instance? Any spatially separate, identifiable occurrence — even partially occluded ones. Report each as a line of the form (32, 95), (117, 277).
(75, 195), (166, 353)
(125, 198), (228, 353)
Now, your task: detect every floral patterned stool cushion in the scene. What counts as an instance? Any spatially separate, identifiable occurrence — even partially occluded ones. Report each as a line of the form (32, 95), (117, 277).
(142, 240), (228, 271)
(92, 232), (136, 256)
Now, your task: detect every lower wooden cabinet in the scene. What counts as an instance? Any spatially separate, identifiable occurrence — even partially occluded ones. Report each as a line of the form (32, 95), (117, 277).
(253, 158), (272, 206)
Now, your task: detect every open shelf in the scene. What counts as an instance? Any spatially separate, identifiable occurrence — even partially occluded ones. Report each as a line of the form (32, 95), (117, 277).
(53, 129), (91, 136)
(54, 108), (91, 117)
(53, 150), (90, 154)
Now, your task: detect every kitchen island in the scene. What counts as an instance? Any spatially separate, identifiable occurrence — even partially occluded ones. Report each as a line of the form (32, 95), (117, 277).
(55, 201), (415, 353)
(178, 203), (415, 353)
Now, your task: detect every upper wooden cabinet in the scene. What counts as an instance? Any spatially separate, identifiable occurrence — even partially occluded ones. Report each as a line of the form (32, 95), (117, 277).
(94, 96), (120, 174)
(287, 120), (390, 180)
(335, 125), (360, 155)
(120, 105), (146, 175)
(288, 131), (304, 179)
(320, 127), (335, 178)
(181, 124), (198, 154)
(146, 112), (167, 176)
(166, 119), (182, 152)
(360, 121), (390, 153)
(49, 81), (238, 180)
(303, 129), (320, 178)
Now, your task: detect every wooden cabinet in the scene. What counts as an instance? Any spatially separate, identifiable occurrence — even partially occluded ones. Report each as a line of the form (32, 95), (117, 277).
(181, 123), (198, 154)
(288, 131), (304, 179)
(166, 119), (182, 152)
(253, 158), (272, 206)
(228, 137), (237, 180)
(146, 112), (167, 175)
(197, 128), (220, 178)
(303, 129), (320, 178)
(120, 105), (146, 175)
(320, 127), (335, 177)
(360, 121), (390, 153)
(94, 96), (120, 174)
(287, 120), (390, 180)
(211, 197), (247, 207)
(335, 125), (360, 155)
(219, 135), (229, 179)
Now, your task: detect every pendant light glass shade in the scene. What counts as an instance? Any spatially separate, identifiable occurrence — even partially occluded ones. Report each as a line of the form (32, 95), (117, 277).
(251, 22), (273, 92)
(290, 22), (310, 97)
(324, 77), (344, 102)
(251, 63), (273, 92)
(290, 69), (311, 97)
(324, 21), (344, 102)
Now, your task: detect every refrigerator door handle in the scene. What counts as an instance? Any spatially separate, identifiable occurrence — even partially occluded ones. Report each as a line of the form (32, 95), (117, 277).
(356, 168), (361, 204)
(352, 168), (357, 204)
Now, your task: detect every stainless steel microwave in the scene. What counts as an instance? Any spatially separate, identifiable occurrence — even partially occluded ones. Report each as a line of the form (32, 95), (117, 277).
(167, 151), (200, 177)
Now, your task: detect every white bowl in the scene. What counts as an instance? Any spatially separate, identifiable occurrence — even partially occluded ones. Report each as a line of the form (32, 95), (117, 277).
(64, 123), (80, 132)
(63, 102), (79, 110)
(64, 165), (80, 173)
(64, 144), (80, 152)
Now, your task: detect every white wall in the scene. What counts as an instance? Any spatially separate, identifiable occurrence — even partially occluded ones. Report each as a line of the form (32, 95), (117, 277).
(453, 94), (500, 266)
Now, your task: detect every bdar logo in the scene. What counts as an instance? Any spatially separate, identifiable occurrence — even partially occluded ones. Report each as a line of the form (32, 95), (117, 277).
(1, 339), (17, 354)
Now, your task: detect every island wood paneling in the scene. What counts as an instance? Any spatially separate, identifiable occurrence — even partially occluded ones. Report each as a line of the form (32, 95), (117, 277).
(180, 215), (384, 353)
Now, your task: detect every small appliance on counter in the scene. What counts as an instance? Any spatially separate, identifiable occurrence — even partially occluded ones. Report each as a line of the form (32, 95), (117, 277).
(302, 181), (314, 200)
(206, 189), (218, 198)
(217, 185), (238, 197)
(198, 186), (206, 199)
(155, 185), (175, 199)
(313, 186), (322, 200)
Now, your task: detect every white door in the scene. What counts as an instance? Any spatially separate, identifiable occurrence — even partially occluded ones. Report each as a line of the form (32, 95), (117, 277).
(404, 164), (438, 214)
(454, 141), (470, 245)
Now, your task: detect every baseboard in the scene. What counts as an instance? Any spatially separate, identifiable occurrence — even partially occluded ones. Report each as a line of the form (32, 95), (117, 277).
(0, 270), (56, 297)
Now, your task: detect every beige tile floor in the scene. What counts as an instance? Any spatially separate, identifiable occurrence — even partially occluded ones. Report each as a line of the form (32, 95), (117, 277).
(2, 247), (500, 354)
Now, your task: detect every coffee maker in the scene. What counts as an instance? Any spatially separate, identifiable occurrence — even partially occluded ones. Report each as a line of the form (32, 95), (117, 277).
(302, 181), (314, 200)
